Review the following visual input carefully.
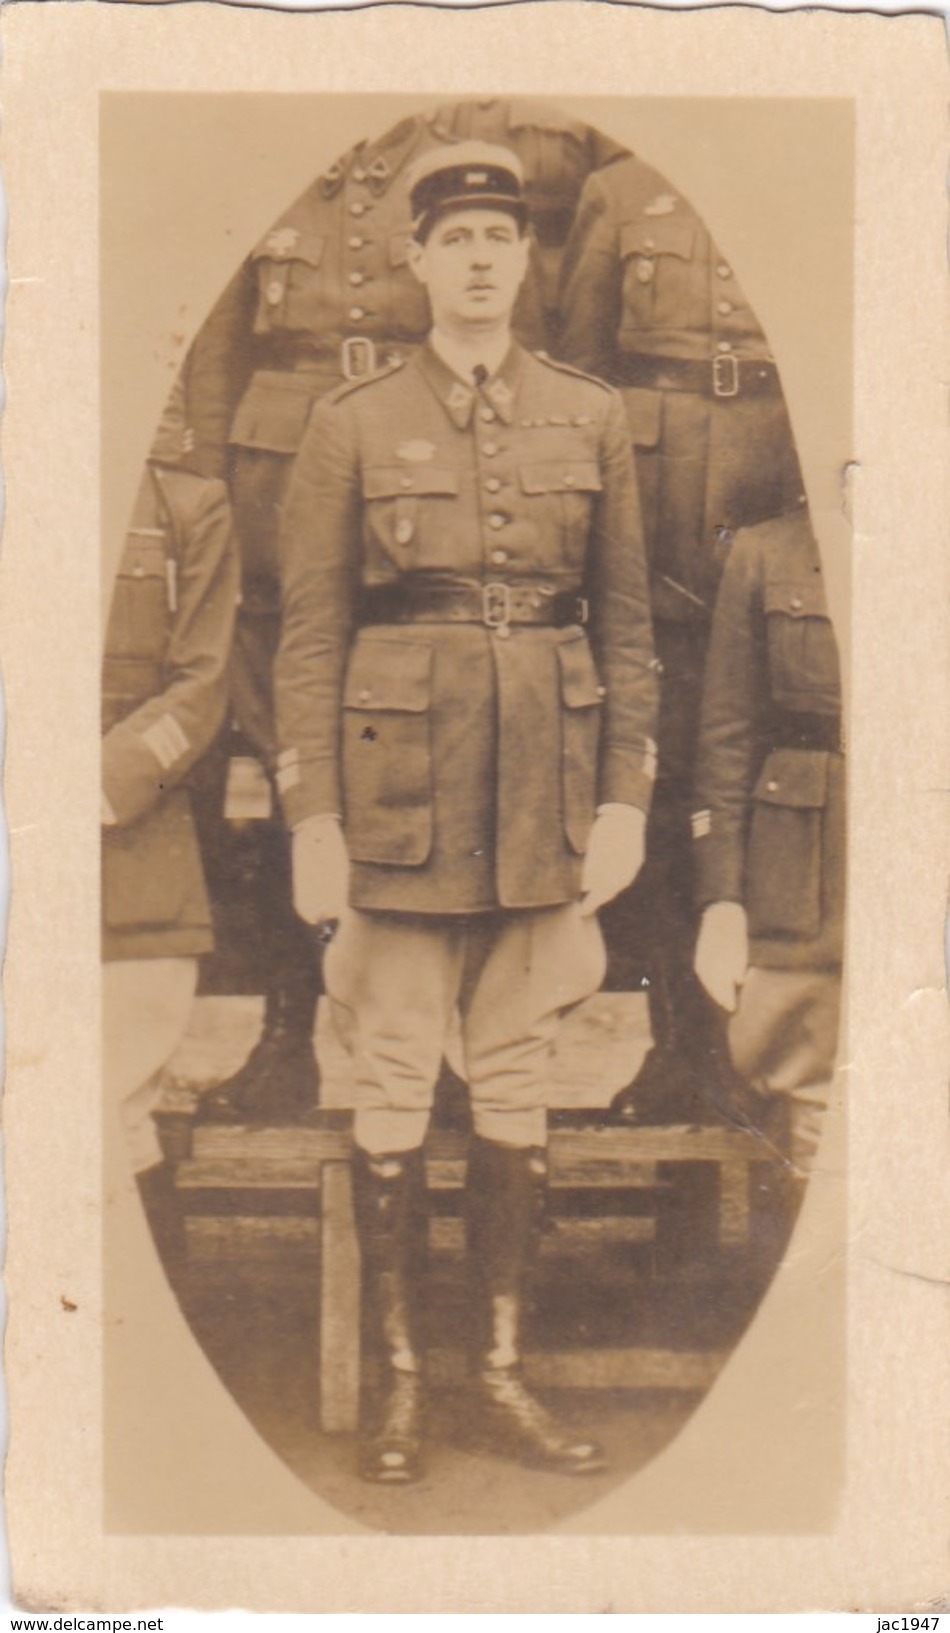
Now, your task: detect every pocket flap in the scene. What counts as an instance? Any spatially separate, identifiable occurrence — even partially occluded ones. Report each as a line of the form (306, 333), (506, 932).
(118, 536), (167, 580)
(251, 226), (327, 268)
(229, 370), (318, 453)
(520, 461), (603, 496)
(753, 748), (829, 809)
(620, 217), (695, 262)
(362, 466), (460, 499)
(620, 386), (662, 449)
(763, 577), (829, 619)
(557, 634), (605, 708)
(344, 639), (433, 712)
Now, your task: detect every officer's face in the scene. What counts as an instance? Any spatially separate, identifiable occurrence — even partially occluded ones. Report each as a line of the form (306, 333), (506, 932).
(408, 209), (529, 334)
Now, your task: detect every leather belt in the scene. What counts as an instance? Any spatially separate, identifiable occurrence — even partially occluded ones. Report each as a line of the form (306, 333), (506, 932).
(274, 336), (422, 380)
(618, 353), (781, 400)
(770, 711), (844, 753)
(358, 580), (589, 631)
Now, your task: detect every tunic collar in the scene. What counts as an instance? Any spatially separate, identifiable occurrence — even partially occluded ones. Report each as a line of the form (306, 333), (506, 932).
(418, 337), (524, 429)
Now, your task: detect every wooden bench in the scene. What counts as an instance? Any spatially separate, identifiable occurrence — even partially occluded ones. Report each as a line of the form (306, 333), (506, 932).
(158, 1108), (788, 1432)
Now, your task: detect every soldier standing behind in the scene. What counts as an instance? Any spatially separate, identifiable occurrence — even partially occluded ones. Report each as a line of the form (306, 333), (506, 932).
(557, 153), (808, 1124)
(102, 379), (238, 1206)
(274, 145), (658, 1483)
(692, 508), (845, 1179)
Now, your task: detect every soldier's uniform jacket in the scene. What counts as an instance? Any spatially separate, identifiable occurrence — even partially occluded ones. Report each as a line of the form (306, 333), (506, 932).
(274, 344), (658, 915)
(101, 463), (238, 959)
(557, 155), (806, 630)
(692, 511), (845, 971)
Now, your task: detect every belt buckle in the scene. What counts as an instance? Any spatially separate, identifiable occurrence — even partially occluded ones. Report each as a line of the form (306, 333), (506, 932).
(342, 336), (377, 381)
(482, 581), (511, 630)
(712, 354), (739, 398)
(574, 595), (589, 627)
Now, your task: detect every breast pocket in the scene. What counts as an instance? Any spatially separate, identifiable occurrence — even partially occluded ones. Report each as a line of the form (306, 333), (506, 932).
(520, 460), (602, 568)
(106, 537), (170, 662)
(251, 228), (327, 334)
(557, 633), (604, 855)
(619, 217), (698, 331)
(342, 637), (434, 866)
(764, 579), (841, 701)
(361, 466), (460, 569)
(745, 748), (829, 940)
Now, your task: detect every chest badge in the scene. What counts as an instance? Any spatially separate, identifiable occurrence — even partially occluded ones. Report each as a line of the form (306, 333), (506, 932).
(265, 227), (301, 258)
(643, 194), (678, 217)
(396, 440), (437, 463)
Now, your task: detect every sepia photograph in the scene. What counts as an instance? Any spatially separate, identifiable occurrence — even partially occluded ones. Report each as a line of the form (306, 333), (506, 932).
(3, 0), (948, 1612)
(101, 88), (850, 1537)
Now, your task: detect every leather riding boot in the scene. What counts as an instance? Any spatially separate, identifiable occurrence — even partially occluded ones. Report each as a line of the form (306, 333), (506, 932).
(352, 1146), (429, 1484)
(465, 1136), (606, 1476)
(198, 979), (320, 1125)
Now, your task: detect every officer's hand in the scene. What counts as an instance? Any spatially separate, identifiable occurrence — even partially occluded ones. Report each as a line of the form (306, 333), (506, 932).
(694, 901), (749, 1013)
(579, 804), (647, 917)
(292, 815), (350, 927)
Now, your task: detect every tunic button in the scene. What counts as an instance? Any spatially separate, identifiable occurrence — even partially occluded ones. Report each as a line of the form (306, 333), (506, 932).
(479, 407), (496, 423)
(348, 236), (364, 249)
(132, 565), (145, 578)
(766, 780), (779, 793)
(790, 596), (803, 611)
(643, 236), (655, 250)
(352, 167), (367, 183)
(636, 260), (654, 284)
(349, 202), (366, 216)
(482, 442), (499, 457)
(717, 264), (732, 279)
(716, 341), (733, 353)
(395, 519), (414, 545)
(494, 625), (511, 640)
(563, 474), (577, 487)
(485, 477), (501, 493)
(358, 689), (372, 704)
(491, 549), (508, 565)
(349, 271), (365, 286)
(717, 300), (733, 315)
(488, 513), (506, 530)
(267, 280), (284, 304)
(400, 475), (413, 489)
(348, 306), (366, 321)
(596, 685), (607, 699)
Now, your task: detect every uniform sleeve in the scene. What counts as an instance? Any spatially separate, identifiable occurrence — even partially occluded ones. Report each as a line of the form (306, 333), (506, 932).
(589, 388), (658, 812)
(556, 172), (623, 380)
(182, 265), (258, 480)
(273, 396), (362, 828)
(692, 533), (769, 908)
(101, 478), (239, 825)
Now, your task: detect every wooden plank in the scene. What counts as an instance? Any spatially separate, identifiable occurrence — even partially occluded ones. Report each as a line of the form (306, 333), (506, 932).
(718, 1161), (752, 1246)
(319, 1161), (361, 1434)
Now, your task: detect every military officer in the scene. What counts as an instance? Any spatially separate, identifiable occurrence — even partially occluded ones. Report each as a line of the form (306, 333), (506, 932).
(557, 154), (808, 1125)
(187, 105), (553, 1124)
(273, 144), (658, 1483)
(102, 378), (238, 1208)
(692, 507), (845, 1179)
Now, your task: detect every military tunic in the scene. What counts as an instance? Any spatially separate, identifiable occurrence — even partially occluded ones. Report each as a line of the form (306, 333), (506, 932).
(693, 510), (845, 972)
(274, 343), (658, 915)
(101, 463), (238, 961)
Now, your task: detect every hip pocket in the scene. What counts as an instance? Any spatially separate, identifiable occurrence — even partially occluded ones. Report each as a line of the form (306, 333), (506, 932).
(557, 633), (603, 855)
(342, 638), (434, 866)
(745, 748), (829, 940)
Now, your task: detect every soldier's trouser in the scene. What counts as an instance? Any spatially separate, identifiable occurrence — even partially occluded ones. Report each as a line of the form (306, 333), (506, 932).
(326, 904), (606, 1154)
(729, 966), (842, 1172)
(103, 958), (198, 1172)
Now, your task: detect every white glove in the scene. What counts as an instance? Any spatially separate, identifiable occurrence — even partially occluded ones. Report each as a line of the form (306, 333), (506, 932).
(292, 815), (350, 927)
(694, 900), (749, 1013)
(579, 804), (647, 918)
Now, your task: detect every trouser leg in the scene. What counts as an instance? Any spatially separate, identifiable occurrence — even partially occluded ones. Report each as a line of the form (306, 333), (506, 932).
(729, 966), (841, 1174)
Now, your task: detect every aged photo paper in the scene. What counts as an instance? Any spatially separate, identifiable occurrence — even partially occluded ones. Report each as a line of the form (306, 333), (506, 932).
(2, 0), (948, 1614)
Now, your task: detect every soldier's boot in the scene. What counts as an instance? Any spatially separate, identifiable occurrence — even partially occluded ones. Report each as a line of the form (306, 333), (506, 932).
(198, 978), (320, 1125)
(352, 1146), (429, 1485)
(464, 1136), (606, 1476)
(609, 953), (748, 1128)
